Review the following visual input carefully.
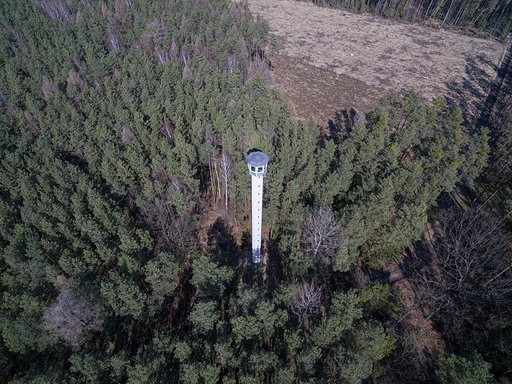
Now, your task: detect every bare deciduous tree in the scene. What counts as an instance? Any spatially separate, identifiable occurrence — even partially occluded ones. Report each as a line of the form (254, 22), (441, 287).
(170, 38), (180, 60)
(105, 29), (120, 52)
(81, 0), (95, 13)
(43, 288), (103, 349)
(114, 0), (131, 20)
(121, 125), (134, 147)
(8, 27), (26, 54)
(139, 20), (168, 62)
(101, 3), (109, 17)
(218, 151), (232, 212)
(245, 55), (272, 83)
(290, 281), (323, 323)
(182, 63), (194, 82)
(42, 76), (57, 104)
(227, 54), (238, 74)
(302, 207), (344, 266)
(419, 206), (512, 343)
(31, 0), (71, 21)
(24, 111), (40, 136)
(67, 69), (84, 89)
(140, 201), (196, 256)
(161, 117), (174, 142)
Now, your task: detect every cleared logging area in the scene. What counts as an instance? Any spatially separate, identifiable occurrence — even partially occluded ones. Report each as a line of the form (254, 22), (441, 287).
(246, 0), (505, 125)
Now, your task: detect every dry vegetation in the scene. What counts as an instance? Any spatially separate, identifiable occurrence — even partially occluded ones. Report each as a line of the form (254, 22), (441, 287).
(246, 0), (505, 125)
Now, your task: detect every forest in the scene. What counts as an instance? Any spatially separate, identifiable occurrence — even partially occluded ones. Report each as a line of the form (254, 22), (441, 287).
(0, 0), (510, 383)
(307, 0), (512, 38)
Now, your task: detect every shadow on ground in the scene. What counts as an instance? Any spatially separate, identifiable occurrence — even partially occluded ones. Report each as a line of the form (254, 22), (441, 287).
(207, 217), (240, 269)
(446, 52), (506, 126)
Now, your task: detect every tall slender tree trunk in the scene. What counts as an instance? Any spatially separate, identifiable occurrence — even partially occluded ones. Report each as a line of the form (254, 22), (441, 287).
(219, 151), (232, 213)
(443, 0), (456, 23)
(425, 0), (436, 18)
(213, 160), (220, 203)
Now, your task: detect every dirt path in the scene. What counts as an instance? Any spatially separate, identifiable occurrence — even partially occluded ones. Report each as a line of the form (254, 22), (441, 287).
(246, 0), (504, 125)
(384, 256), (444, 366)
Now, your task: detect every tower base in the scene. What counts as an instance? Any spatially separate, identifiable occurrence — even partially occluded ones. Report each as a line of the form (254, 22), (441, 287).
(252, 248), (261, 264)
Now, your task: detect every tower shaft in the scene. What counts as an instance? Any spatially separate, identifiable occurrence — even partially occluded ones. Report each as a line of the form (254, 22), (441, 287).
(246, 150), (268, 264)
(251, 174), (264, 263)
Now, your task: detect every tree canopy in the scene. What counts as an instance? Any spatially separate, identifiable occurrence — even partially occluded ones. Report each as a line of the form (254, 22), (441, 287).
(0, 0), (509, 382)
(309, 0), (512, 38)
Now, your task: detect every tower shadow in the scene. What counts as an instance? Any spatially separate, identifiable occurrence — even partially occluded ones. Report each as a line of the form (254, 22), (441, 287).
(263, 237), (287, 295)
(207, 218), (240, 269)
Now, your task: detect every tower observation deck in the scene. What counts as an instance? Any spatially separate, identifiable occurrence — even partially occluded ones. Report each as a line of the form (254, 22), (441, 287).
(246, 151), (268, 263)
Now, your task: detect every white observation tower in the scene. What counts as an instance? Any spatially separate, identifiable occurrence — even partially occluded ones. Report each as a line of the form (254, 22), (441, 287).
(246, 151), (269, 263)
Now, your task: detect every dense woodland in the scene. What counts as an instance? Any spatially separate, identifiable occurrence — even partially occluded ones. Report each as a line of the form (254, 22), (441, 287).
(307, 0), (512, 38)
(0, 0), (511, 383)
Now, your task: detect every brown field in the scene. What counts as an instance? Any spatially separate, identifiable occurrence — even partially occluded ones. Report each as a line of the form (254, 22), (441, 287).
(246, 0), (505, 125)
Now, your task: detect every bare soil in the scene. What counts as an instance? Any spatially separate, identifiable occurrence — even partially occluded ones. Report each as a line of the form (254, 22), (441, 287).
(246, 0), (505, 125)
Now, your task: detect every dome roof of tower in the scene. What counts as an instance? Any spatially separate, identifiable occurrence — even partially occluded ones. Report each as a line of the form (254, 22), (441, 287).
(246, 151), (269, 166)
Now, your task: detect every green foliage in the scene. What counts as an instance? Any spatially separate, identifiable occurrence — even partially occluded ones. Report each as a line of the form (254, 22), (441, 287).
(336, 321), (396, 384)
(230, 315), (261, 344)
(144, 252), (180, 314)
(100, 272), (146, 318)
(354, 321), (396, 361)
(274, 367), (295, 384)
(190, 254), (234, 299)
(255, 301), (288, 339)
(173, 341), (192, 364)
(436, 353), (494, 384)
(0, 0), (272, 378)
(0, 0), (498, 381)
(317, 92), (486, 266)
(199, 364), (221, 383)
(309, 289), (363, 348)
(188, 300), (219, 334)
(180, 363), (200, 384)
(359, 282), (393, 314)
(8, 368), (66, 384)
(333, 247), (353, 272)
(69, 352), (108, 383)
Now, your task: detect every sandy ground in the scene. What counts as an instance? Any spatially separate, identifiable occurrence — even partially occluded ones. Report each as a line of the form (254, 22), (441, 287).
(246, 0), (505, 125)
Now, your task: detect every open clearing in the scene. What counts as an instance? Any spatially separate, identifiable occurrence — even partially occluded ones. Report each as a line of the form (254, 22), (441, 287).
(245, 0), (505, 125)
